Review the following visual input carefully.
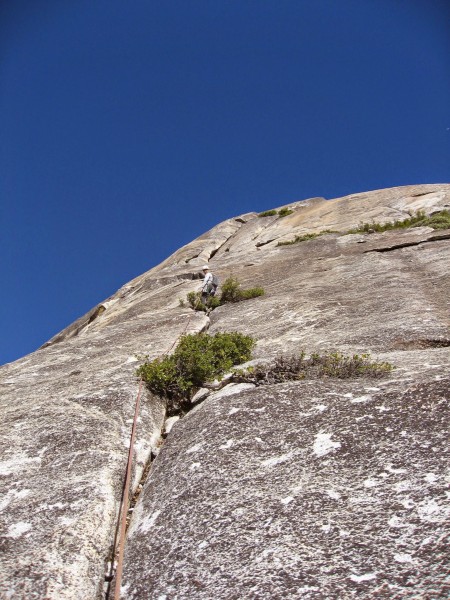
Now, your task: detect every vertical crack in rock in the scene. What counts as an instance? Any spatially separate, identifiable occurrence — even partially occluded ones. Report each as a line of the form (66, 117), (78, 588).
(103, 424), (165, 600)
(103, 315), (211, 599)
(104, 392), (209, 600)
(208, 225), (245, 261)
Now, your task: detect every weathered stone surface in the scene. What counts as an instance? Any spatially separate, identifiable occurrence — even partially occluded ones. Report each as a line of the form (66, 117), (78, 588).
(123, 376), (449, 599)
(0, 303), (208, 598)
(1, 183), (449, 599)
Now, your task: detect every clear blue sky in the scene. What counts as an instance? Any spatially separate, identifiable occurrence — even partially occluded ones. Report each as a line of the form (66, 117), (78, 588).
(1, 0), (449, 365)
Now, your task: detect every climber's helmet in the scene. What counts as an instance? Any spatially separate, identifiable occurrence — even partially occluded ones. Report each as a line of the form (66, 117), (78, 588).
(202, 265), (209, 272)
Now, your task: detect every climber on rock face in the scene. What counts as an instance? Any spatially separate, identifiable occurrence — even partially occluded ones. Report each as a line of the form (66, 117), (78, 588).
(201, 265), (215, 305)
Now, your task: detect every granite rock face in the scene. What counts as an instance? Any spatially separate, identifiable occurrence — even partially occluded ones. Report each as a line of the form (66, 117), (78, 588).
(123, 378), (449, 599)
(0, 184), (449, 599)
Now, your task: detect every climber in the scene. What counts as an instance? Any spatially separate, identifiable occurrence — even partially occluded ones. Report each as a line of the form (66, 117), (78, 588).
(200, 265), (217, 305)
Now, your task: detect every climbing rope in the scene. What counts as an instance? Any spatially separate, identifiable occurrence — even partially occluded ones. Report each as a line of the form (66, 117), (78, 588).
(113, 376), (144, 600)
(113, 300), (204, 598)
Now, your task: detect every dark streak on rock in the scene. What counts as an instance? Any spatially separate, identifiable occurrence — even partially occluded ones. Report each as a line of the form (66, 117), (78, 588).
(392, 338), (450, 350)
(364, 233), (450, 253)
(255, 239), (276, 248)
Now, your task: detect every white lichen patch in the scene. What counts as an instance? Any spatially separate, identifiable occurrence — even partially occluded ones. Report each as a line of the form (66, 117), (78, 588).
(394, 480), (411, 492)
(394, 553), (413, 563)
(313, 433), (341, 457)
(59, 516), (77, 526)
(424, 473), (438, 483)
(0, 489), (31, 512)
(400, 498), (415, 510)
(327, 489), (341, 500)
(363, 478), (380, 488)
(417, 498), (446, 522)
(186, 443), (203, 455)
(5, 522), (32, 538)
(280, 496), (294, 505)
(350, 395), (371, 404)
(388, 516), (407, 528)
(139, 510), (161, 533)
(0, 455), (41, 477)
(125, 356), (139, 364)
(261, 452), (293, 468)
(349, 572), (377, 583)
(386, 464), (407, 474)
(47, 502), (67, 510)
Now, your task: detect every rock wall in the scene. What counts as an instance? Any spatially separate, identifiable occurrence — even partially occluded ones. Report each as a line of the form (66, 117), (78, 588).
(1, 184), (449, 599)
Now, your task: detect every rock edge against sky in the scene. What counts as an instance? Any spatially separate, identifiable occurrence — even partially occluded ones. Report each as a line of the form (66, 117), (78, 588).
(0, 184), (449, 599)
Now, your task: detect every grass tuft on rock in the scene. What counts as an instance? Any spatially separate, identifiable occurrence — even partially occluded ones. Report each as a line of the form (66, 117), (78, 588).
(137, 332), (255, 415)
(278, 230), (337, 246)
(258, 207), (293, 218)
(347, 209), (450, 234)
(278, 207), (293, 217)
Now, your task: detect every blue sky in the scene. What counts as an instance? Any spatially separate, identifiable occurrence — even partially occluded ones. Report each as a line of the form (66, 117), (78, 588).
(1, 0), (449, 365)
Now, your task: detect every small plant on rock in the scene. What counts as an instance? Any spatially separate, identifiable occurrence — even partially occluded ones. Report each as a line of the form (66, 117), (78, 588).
(137, 332), (255, 415)
(278, 207), (293, 217)
(231, 351), (394, 385)
(346, 209), (450, 234)
(258, 207), (293, 218)
(219, 277), (265, 303)
(186, 277), (265, 312)
(278, 230), (337, 246)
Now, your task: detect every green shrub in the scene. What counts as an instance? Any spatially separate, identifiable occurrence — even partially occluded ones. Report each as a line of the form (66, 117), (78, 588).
(258, 207), (294, 218)
(187, 291), (204, 311)
(207, 296), (222, 309)
(137, 332), (255, 414)
(277, 230), (337, 246)
(219, 276), (243, 303)
(278, 207), (293, 217)
(219, 277), (265, 303)
(347, 209), (450, 234)
(413, 209), (450, 230)
(186, 277), (265, 311)
(241, 287), (265, 300)
(232, 351), (394, 385)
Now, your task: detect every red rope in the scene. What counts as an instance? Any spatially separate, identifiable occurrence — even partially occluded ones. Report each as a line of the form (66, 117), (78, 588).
(113, 376), (144, 600)
(112, 310), (198, 598)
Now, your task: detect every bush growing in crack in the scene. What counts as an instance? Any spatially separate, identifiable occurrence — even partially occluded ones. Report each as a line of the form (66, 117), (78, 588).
(278, 230), (338, 246)
(231, 351), (394, 385)
(258, 207), (293, 218)
(186, 276), (265, 312)
(137, 332), (255, 415)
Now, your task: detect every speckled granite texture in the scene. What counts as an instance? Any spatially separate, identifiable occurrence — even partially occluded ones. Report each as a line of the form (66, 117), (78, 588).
(1, 184), (449, 599)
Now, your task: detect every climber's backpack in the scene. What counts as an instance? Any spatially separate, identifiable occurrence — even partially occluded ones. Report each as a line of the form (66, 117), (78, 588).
(210, 274), (219, 295)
